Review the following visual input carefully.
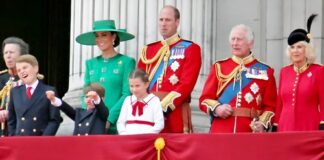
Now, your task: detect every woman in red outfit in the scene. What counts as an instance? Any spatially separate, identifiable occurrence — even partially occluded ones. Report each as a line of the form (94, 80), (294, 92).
(274, 14), (324, 131)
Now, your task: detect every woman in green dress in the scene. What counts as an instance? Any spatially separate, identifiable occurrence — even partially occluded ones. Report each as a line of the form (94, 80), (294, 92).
(76, 20), (135, 134)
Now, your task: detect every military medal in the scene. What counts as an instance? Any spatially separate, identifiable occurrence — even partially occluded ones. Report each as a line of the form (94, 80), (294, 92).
(170, 46), (185, 59)
(246, 67), (269, 80)
(169, 74), (179, 85)
(250, 83), (259, 94)
(171, 61), (180, 72)
(244, 92), (254, 104)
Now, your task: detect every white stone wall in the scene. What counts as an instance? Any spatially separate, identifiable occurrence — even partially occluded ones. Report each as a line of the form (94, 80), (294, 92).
(59, 0), (324, 135)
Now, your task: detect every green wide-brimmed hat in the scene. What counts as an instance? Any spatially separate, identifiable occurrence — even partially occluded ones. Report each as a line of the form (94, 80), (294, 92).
(76, 20), (135, 45)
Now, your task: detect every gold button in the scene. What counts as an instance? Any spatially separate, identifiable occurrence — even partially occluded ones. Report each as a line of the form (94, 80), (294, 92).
(21, 129), (25, 132)
(33, 129), (37, 132)
(21, 117), (25, 121)
(78, 123), (82, 127)
(33, 117), (37, 121)
(86, 122), (89, 126)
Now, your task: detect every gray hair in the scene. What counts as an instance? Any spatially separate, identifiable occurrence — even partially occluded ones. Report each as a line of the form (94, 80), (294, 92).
(229, 24), (254, 43)
(2, 37), (29, 55)
(286, 41), (316, 64)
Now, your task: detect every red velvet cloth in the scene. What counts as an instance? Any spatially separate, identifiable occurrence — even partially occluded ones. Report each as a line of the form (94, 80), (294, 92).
(0, 132), (323, 160)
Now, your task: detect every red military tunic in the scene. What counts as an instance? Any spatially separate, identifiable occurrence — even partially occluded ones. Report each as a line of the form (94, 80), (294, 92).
(274, 64), (324, 131)
(138, 34), (202, 133)
(199, 55), (277, 133)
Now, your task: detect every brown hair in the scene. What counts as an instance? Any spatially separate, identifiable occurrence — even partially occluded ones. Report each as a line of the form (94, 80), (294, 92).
(163, 5), (180, 20)
(84, 83), (105, 98)
(129, 68), (149, 83)
(16, 54), (38, 66)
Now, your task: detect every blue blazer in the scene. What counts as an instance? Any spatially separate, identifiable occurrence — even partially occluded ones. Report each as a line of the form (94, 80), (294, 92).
(59, 99), (109, 136)
(8, 82), (62, 136)
(60, 100), (108, 135)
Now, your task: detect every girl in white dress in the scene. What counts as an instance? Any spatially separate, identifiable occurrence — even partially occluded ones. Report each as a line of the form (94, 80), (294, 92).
(117, 69), (164, 135)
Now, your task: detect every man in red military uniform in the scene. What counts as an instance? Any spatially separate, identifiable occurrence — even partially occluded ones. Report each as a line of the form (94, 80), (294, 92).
(138, 5), (202, 133)
(199, 24), (277, 133)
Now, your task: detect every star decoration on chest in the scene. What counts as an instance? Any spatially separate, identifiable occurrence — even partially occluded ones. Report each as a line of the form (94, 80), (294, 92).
(169, 74), (179, 85)
(250, 82), (259, 94)
(170, 61), (180, 72)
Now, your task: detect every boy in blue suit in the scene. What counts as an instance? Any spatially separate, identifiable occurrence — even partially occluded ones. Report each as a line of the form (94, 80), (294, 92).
(8, 54), (62, 136)
(46, 83), (108, 135)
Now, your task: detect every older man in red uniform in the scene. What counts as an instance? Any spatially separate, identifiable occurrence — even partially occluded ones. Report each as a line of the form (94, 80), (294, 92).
(138, 5), (201, 133)
(199, 24), (277, 133)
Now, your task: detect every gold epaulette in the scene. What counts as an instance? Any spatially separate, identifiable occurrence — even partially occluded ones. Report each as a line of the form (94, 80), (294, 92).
(213, 57), (231, 65)
(0, 69), (8, 75)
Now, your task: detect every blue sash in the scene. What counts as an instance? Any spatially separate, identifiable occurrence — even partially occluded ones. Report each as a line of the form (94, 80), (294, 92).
(218, 62), (269, 104)
(148, 41), (192, 91)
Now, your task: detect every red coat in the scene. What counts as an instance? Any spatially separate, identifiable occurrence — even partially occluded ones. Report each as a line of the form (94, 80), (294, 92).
(275, 64), (324, 131)
(199, 56), (277, 133)
(138, 36), (201, 133)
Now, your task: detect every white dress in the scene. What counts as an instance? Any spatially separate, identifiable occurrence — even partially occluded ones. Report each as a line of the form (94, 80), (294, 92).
(117, 93), (164, 135)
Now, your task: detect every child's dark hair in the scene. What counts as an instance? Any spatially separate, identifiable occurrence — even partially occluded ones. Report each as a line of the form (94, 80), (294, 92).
(84, 83), (105, 98)
(129, 68), (149, 83)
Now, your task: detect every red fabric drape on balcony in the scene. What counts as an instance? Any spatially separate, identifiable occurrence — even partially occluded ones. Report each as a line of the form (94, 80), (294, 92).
(0, 132), (323, 160)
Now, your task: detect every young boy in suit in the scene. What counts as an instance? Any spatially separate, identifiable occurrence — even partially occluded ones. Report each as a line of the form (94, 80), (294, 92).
(46, 83), (108, 135)
(8, 54), (62, 136)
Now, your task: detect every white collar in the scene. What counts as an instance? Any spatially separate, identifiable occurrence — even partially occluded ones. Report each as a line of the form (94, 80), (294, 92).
(26, 80), (39, 90)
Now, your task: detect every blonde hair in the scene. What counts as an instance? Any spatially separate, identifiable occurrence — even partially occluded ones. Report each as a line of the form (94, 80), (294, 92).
(16, 54), (44, 80)
(286, 41), (316, 64)
(16, 54), (38, 66)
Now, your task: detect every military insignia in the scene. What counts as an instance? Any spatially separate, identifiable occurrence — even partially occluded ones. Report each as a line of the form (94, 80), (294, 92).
(113, 69), (119, 74)
(89, 70), (94, 75)
(169, 74), (179, 85)
(246, 67), (269, 80)
(256, 94), (262, 106)
(118, 60), (123, 66)
(170, 61), (180, 72)
(101, 67), (107, 73)
(100, 77), (105, 82)
(307, 72), (312, 77)
(250, 83), (259, 94)
(170, 46), (185, 59)
(244, 92), (254, 104)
